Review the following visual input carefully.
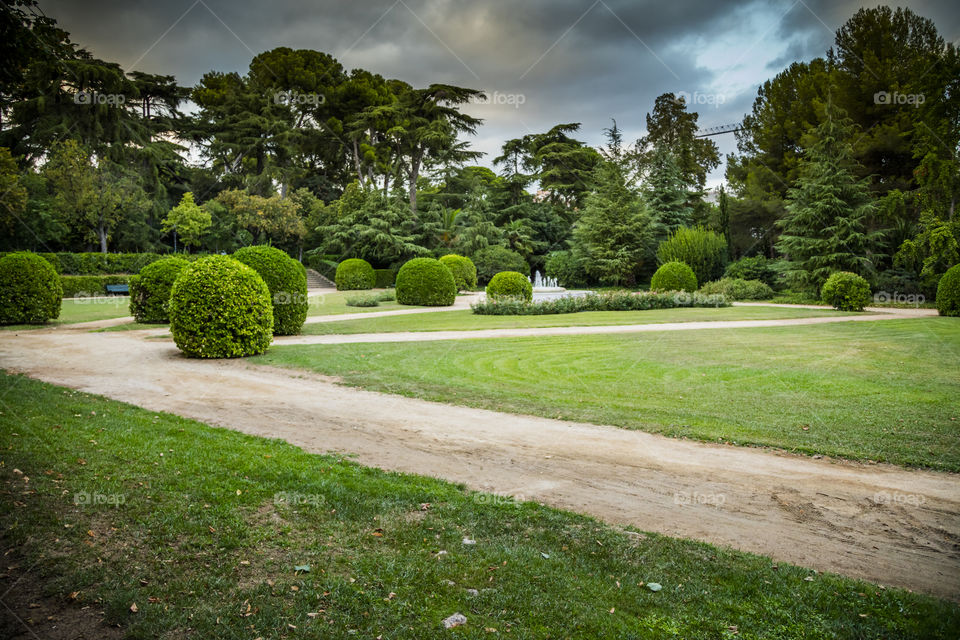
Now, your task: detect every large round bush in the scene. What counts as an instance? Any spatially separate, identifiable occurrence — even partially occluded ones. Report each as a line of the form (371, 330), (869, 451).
(821, 271), (871, 311)
(396, 258), (457, 306)
(129, 256), (189, 323)
(650, 261), (697, 293)
(656, 226), (728, 285)
(486, 271), (533, 302)
(169, 256), (273, 358)
(439, 254), (477, 291)
(0, 252), (62, 324)
(473, 246), (529, 285)
(335, 258), (375, 290)
(935, 264), (960, 317)
(233, 246), (308, 335)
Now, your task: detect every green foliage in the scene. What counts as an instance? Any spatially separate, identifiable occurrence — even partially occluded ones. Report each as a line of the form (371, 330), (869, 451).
(472, 246), (529, 285)
(698, 278), (774, 301)
(545, 250), (588, 288)
(0, 147), (27, 234)
(162, 192), (212, 250)
(486, 271), (533, 301)
(935, 264), (960, 317)
(128, 257), (189, 323)
(168, 256), (273, 358)
(0, 251), (62, 324)
(650, 261), (697, 292)
(59, 275), (130, 298)
(656, 226), (728, 285)
(895, 210), (960, 296)
(438, 254), (477, 290)
(472, 290), (728, 315)
(643, 146), (691, 235)
(233, 246), (308, 336)
(216, 189), (306, 246)
(374, 268), (395, 288)
(725, 256), (779, 287)
(40, 252), (164, 275)
(335, 258), (375, 291)
(821, 271), (871, 311)
(345, 294), (380, 307)
(395, 258), (456, 306)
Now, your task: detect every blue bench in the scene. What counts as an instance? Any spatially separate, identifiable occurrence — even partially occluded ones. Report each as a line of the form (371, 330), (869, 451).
(105, 284), (129, 295)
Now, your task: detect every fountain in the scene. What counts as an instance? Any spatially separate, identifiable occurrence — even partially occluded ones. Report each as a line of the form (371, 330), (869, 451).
(530, 271), (566, 294)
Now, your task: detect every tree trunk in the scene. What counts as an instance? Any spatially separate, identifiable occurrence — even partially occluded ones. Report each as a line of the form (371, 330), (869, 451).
(352, 141), (365, 187)
(408, 153), (422, 214)
(99, 226), (108, 254)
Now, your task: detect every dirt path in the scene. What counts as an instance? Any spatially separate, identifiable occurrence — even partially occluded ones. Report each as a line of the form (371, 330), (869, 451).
(1, 328), (958, 601)
(278, 310), (935, 345)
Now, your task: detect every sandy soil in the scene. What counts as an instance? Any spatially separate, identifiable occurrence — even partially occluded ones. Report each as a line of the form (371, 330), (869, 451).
(1, 325), (957, 601)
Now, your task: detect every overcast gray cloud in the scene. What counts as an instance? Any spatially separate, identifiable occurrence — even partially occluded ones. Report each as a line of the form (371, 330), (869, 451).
(37, 0), (960, 187)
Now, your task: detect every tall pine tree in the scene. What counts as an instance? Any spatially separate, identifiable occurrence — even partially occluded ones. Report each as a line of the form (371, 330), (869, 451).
(643, 146), (690, 240)
(775, 101), (880, 290)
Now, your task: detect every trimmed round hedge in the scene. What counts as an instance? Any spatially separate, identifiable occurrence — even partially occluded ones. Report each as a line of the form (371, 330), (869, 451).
(486, 271), (533, 302)
(396, 258), (457, 306)
(129, 256), (189, 323)
(650, 261), (697, 293)
(233, 246), (308, 335)
(335, 258), (375, 290)
(935, 264), (960, 317)
(0, 251), (62, 325)
(821, 271), (871, 311)
(439, 254), (478, 291)
(169, 256), (273, 358)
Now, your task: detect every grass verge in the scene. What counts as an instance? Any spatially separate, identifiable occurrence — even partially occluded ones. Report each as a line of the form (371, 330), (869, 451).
(0, 373), (956, 638)
(2, 296), (131, 330)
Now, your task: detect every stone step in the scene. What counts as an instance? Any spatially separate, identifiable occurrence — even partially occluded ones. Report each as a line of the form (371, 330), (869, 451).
(305, 268), (336, 290)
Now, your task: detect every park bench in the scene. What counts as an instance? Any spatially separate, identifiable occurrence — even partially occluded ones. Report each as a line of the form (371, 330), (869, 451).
(105, 284), (129, 295)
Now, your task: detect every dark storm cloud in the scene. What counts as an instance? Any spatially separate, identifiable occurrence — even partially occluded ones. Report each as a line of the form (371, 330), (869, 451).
(36, 0), (960, 185)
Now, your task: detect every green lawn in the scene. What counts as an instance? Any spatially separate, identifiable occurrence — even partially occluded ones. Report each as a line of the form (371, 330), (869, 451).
(306, 289), (430, 316)
(300, 305), (858, 335)
(1, 296), (131, 330)
(257, 318), (960, 471)
(1, 374), (955, 638)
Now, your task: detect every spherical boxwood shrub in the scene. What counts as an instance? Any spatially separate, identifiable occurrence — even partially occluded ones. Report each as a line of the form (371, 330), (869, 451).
(169, 256), (273, 358)
(486, 271), (533, 302)
(335, 258), (375, 290)
(935, 264), (960, 317)
(233, 246), (308, 336)
(473, 246), (529, 285)
(439, 254), (478, 291)
(0, 251), (62, 325)
(129, 256), (189, 323)
(650, 261), (697, 293)
(821, 271), (871, 311)
(395, 258), (457, 306)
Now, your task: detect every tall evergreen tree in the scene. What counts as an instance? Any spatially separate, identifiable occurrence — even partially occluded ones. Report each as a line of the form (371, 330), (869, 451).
(775, 102), (881, 290)
(643, 146), (690, 239)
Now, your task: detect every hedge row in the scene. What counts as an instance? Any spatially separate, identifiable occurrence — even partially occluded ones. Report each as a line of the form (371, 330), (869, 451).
(61, 275), (131, 298)
(472, 290), (729, 315)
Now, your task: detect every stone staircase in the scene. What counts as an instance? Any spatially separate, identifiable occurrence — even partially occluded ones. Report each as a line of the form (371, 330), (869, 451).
(305, 268), (336, 290)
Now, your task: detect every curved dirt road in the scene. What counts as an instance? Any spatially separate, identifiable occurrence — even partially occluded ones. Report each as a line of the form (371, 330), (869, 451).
(1, 326), (958, 600)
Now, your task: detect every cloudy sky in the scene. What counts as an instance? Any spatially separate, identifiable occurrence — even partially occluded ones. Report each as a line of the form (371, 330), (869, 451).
(37, 0), (960, 187)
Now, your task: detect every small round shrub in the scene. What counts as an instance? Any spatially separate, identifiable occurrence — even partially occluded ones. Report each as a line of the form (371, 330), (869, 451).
(935, 264), (960, 317)
(650, 261), (697, 293)
(473, 246), (529, 285)
(335, 258), (375, 290)
(698, 277), (773, 301)
(821, 271), (871, 311)
(233, 246), (308, 335)
(129, 256), (189, 323)
(656, 226), (728, 285)
(169, 256), (273, 358)
(439, 254), (478, 291)
(395, 258), (457, 306)
(486, 271), (533, 302)
(0, 251), (62, 324)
